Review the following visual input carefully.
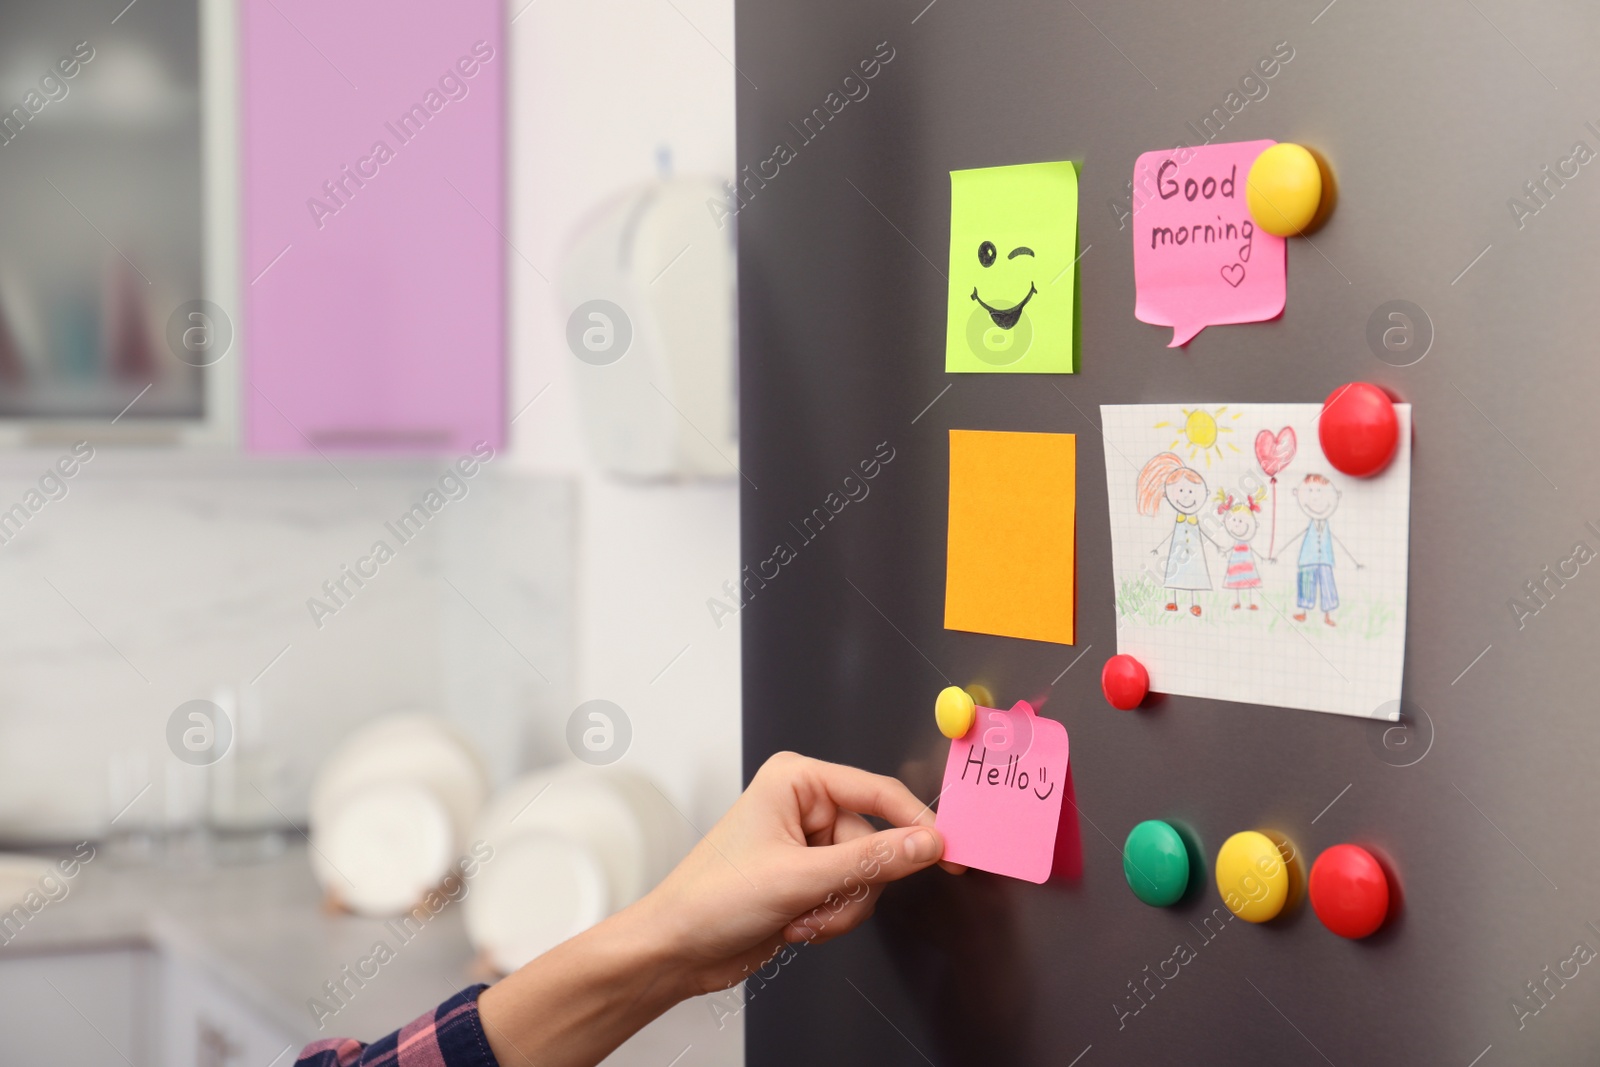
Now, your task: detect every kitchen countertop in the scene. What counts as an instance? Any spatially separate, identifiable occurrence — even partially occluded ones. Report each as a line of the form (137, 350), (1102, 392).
(3, 841), (742, 1065)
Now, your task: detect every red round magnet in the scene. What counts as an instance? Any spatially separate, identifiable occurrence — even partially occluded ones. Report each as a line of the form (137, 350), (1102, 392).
(1101, 654), (1148, 711)
(1309, 843), (1389, 939)
(1318, 382), (1398, 478)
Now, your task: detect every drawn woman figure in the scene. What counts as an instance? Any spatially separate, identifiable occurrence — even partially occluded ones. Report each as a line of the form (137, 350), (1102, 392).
(1215, 488), (1267, 610)
(1137, 452), (1219, 616)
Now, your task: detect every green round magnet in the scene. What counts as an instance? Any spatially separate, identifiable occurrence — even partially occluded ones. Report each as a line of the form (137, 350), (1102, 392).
(1123, 820), (1190, 907)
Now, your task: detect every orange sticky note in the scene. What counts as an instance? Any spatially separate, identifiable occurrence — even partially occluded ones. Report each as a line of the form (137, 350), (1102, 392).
(945, 429), (1076, 644)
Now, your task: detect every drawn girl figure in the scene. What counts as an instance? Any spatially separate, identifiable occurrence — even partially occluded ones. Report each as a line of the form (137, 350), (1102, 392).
(1214, 487), (1267, 610)
(1137, 452), (1220, 615)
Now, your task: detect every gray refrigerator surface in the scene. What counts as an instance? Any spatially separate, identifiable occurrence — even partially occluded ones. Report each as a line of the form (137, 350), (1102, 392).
(737, 1), (1600, 1063)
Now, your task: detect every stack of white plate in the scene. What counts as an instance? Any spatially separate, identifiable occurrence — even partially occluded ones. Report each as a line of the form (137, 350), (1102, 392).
(463, 764), (690, 974)
(308, 715), (489, 917)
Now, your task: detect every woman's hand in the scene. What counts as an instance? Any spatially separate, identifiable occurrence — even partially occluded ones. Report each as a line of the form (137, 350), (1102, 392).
(477, 753), (951, 1067)
(638, 751), (954, 998)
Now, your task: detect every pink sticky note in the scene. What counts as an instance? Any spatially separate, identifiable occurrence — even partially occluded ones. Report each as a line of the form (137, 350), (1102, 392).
(1131, 140), (1286, 347)
(935, 700), (1070, 884)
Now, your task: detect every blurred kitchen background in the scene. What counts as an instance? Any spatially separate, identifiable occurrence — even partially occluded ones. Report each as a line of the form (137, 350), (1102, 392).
(0, 0), (742, 1063)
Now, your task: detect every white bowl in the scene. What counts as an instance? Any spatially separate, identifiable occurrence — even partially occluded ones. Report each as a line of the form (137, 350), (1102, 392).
(310, 781), (455, 917)
(307, 713), (489, 915)
(463, 765), (690, 973)
(310, 714), (488, 844)
(464, 832), (609, 974)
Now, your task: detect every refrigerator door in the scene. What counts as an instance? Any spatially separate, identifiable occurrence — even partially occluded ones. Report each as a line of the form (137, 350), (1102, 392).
(737, 2), (1600, 1063)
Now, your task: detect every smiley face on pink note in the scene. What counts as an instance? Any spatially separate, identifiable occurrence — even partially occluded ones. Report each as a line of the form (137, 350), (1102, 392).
(934, 700), (1070, 883)
(1131, 140), (1287, 347)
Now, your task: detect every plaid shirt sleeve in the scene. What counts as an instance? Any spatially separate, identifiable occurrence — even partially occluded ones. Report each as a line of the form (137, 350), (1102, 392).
(294, 985), (499, 1067)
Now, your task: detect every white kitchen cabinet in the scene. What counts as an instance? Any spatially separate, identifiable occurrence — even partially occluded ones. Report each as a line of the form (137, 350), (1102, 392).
(0, 947), (154, 1065)
(0, 945), (304, 1067)
(159, 952), (303, 1067)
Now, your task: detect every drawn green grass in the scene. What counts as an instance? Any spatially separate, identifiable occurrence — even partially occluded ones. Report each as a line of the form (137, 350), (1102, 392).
(1117, 579), (1395, 642)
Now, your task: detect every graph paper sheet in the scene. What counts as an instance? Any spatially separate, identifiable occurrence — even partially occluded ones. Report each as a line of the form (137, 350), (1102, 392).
(1100, 403), (1411, 720)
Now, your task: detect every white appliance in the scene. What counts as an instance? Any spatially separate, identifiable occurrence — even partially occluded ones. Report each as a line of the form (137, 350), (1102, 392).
(557, 176), (739, 481)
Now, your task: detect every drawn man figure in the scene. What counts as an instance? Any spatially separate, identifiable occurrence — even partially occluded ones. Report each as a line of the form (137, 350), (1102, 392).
(1274, 473), (1363, 626)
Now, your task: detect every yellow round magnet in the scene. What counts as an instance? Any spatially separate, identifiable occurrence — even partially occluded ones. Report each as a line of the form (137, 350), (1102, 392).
(1246, 143), (1322, 237)
(935, 686), (977, 739)
(1214, 830), (1289, 923)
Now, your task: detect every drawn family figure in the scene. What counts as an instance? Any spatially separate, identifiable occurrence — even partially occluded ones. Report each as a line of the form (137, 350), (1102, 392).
(1137, 452), (1221, 615)
(1215, 488), (1267, 610)
(1273, 472), (1364, 626)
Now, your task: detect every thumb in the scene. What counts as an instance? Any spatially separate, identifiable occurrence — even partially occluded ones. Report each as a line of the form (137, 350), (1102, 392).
(859, 825), (945, 883)
(796, 825), (944, 899)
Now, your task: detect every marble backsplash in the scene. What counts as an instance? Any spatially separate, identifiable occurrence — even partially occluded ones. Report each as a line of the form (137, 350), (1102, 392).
(0, 450), (573, 841)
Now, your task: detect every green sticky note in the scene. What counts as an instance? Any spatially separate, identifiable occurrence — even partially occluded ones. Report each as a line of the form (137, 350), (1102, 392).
(945, 161), (1079, 374)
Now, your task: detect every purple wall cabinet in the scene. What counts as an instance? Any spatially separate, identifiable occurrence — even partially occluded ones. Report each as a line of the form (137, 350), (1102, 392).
(242, 0), (505, 453)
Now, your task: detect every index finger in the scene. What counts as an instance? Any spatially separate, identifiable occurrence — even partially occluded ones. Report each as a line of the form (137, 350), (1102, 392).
(788, 756), (936, 831)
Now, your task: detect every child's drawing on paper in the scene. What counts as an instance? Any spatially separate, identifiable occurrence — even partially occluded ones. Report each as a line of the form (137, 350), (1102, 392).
(1252, 426), (1296, 557)
(1155, 405), (1240, 468)
(1101, 403), (1413, 720)
(1216, 488), (1267, 610)
(1137, 452), (1221, 616)
(1275, 473), (1365, 627)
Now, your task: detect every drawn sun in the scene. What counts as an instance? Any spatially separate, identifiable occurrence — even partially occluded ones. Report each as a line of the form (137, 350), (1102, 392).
(1156, 406), (1240, 467)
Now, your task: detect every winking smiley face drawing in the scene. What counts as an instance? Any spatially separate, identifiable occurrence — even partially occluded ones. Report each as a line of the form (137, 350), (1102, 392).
(946, 160), (1079, 373)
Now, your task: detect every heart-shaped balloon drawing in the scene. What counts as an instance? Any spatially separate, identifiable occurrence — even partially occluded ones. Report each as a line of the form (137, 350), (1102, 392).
(1219, 263), (1246, 288)
(1256, 426), (1297, 557)
(1255, 427), (1296, 477)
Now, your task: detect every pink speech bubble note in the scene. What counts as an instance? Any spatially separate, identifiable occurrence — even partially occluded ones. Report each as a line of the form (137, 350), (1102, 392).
(934, 700), (1069, 884)
(1131, 140), (1286, 347)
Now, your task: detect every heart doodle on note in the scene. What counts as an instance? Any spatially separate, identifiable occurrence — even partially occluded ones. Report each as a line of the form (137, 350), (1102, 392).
(1131, 141), (1287, 346)
(1254, 427), (1296, 477)
(1255, 425), (1297, 558)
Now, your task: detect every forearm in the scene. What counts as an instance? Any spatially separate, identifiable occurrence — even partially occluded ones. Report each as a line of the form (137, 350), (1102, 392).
(304, 755), (945, 1067)
(476, 895), (689, 1067)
